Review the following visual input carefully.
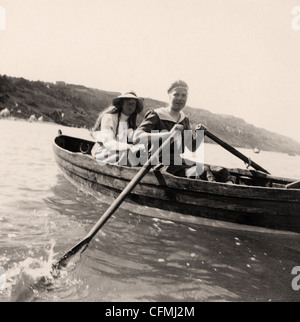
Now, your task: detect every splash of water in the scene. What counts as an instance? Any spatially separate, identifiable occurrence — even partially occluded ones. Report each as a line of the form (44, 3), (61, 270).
(5, 239), (58, 302)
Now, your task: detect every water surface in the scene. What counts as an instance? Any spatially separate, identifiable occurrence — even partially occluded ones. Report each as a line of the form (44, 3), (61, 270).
(0, 119), (299, 302)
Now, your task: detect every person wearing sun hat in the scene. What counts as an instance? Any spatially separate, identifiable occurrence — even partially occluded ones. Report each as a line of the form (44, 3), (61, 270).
(91, 91), (144, 165)
(112, 92), (144, 114)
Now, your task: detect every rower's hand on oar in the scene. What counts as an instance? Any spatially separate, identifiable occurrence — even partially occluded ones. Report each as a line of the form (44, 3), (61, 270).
(142, 125), (184, 156)
(174, 124), (184, 133)
(195, 124), (207, 133)
(170, 124), (184, 145)
(170, 124), (184, 148)
(130, 143), (147, 155)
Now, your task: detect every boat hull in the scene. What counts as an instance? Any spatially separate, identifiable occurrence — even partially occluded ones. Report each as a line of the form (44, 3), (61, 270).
(53, 135), (300, 233)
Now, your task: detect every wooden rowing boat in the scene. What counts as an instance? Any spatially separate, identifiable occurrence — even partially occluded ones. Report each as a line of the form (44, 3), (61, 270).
(53, 134), (300, 233)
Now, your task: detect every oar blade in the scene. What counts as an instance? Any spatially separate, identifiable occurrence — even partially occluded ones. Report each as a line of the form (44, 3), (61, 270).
(53, 238), (90, 270)
(53, 125), (178, 270)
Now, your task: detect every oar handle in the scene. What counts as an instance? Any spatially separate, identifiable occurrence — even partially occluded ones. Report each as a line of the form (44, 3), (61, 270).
(198, 125), (270, 174)
(54, 125), (180, 269)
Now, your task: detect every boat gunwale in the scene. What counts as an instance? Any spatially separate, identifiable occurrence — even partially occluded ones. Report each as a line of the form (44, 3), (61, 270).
(55, 156), (300, 217)
(53, 135), (300, 198)
(52, 135), (300, 233)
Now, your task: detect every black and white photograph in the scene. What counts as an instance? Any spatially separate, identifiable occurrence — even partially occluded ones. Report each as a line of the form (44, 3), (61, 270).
(0, 0), (300, 304)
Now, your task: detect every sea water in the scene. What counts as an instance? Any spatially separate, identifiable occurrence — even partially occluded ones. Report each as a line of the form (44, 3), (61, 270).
(0, 119), (300, 302)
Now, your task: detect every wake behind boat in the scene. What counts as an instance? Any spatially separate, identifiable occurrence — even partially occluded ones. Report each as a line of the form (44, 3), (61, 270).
(53, 133), (300, 234)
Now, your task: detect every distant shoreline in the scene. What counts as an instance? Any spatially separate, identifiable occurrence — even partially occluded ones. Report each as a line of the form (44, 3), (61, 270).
(1, 74), (300, 154)
(0, 116), (88, 129)
(1, 117), (298, 158)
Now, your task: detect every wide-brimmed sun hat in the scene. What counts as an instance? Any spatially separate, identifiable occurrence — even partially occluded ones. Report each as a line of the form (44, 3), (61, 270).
(112, 92), (144, 113)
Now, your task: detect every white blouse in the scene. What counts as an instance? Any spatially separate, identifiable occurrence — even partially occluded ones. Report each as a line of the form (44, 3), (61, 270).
(96, 112), (132, 151)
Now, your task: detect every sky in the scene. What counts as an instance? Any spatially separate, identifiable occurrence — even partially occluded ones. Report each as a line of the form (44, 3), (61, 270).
(1, 0), (300, 142)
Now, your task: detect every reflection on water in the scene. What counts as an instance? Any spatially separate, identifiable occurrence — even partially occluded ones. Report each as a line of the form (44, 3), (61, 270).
(0, 119), (300, 302)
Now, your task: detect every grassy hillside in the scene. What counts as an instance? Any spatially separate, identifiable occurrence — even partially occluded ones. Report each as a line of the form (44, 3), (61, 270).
(1, 74), (299, 155)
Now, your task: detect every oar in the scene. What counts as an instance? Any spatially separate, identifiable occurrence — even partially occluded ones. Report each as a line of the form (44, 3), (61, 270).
(53, 125), (179, 270)
(285, 180), (300, 189)
(197, 124), (270, 174)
